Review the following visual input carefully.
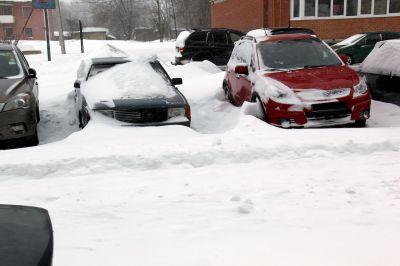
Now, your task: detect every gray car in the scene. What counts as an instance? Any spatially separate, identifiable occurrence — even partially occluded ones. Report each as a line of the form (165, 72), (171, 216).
(74, 57), (191, 128)
(0, 42), (39, 146)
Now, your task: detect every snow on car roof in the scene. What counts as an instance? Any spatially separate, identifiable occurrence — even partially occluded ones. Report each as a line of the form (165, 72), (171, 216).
(361, 40), (400, 77)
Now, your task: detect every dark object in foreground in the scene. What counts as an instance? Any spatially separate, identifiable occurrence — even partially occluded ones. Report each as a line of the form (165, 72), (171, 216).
(364, 73), (400, 106)
(0, 205), (53, 266)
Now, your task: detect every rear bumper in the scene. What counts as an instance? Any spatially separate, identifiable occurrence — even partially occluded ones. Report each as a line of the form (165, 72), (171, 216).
(0, 107), (37, 140)
(266, 95), (371, 128)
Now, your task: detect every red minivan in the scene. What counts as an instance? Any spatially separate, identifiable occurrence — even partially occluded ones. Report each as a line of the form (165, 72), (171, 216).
(223, 33), (371, 128)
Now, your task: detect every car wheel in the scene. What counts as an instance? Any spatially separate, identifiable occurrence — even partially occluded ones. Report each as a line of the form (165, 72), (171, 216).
(78, 111), (84, 129)
(223, 82), (237, 106)
(354, 120), (366, 127)
(253, 95), (267, 122)
(36, 105), (40, 123)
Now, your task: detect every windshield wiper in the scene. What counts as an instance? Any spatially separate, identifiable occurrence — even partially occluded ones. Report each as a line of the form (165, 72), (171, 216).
(303, 64), (342, 69)
(0, 77), (9, 79)
(263, 68), (287, 72)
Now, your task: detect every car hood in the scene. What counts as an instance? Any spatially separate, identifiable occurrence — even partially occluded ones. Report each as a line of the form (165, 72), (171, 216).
(0, 78), (25, 102)
(262, 66), (360, 91)
(91, 91), (185, 111)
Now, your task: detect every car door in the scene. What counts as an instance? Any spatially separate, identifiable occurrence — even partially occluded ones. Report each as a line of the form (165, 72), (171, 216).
(228, 41), (253, 105)
(185, 31), (210, 61)
(353, 33), (382, 63)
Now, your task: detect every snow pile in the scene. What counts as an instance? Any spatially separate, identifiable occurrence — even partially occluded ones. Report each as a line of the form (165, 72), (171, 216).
(361, 40), (400, 77)
(82, 60), (175, 107)
(247, 29), (268, 38)
(175, 30), (191, 48)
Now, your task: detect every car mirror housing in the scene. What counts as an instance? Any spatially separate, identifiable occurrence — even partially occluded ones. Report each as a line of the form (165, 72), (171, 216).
(28, 68), (37, 79)
(234, 64), (249, 76)
(74, 80), (81, 89)
(172, 78), (183, 85)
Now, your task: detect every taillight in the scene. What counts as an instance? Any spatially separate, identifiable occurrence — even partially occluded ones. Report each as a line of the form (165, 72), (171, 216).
(177, 47), (185, 53)
(184, 105), (191, 119)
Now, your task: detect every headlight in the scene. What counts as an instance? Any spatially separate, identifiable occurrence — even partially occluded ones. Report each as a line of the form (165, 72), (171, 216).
(2, 93), (31, 112)
(353, 77), (368, 98)
(168, 107), (185, 118)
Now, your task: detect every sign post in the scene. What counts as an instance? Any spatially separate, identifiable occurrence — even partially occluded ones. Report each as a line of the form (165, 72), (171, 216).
(32, 0), (56, 61)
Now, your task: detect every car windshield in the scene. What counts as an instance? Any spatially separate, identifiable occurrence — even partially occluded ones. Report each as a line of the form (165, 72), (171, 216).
(87, 63), (119, 80)
(335, 34), (366, 46)
(0, 50), (21, 78)
(258, 38), (342, 71)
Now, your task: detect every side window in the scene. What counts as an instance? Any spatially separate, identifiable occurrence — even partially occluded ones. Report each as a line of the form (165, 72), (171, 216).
(230, 32), (242, 43)
(382, 33), (400, 40)
(213, 31), (228, 45)
(365, 33), (382, 45)
(187, 32), (207, 46)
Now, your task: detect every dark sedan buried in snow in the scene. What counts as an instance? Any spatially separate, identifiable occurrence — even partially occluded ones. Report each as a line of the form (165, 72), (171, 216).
(74, 57), (191, 127)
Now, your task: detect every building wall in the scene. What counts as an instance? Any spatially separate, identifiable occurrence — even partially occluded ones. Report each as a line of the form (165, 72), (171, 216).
(211, 0), (267, 33)
(0, 1), (54, 41)
(292, 17), (400, 40)
(266, 0), (291, 28)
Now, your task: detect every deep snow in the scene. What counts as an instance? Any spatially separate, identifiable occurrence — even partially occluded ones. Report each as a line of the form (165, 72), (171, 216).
(1, 40), (400, 266)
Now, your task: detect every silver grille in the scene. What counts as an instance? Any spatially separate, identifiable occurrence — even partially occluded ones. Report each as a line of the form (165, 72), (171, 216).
(114, 109), (168, 123)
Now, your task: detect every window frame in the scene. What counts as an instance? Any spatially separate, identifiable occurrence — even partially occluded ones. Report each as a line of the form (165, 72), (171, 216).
(291, 0), (400, 20)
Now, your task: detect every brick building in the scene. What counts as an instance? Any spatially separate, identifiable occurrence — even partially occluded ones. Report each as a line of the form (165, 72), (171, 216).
(211, 0), (400, 40)
(0, 0), (54, 41)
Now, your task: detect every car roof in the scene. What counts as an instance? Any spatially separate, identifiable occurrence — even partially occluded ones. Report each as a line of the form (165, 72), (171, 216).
(192, 28), (245, 34)
(91, 57), (131, 65)
(243, 33), (316, 44)
(0, 43), (14, 51)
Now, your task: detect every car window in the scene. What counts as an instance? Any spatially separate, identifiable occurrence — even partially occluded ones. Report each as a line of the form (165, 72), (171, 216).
(364, 33), (382, 45)
(230, 32), (242, 43)
(0, 50), (21, 78)
(16, 48), (29, 72)
(187, 32), (208, 46)
(213, 31), (228, 44)
(230, 42), (253, 66)
(382, 32), (400, 40)
(87, 64), (118, 80)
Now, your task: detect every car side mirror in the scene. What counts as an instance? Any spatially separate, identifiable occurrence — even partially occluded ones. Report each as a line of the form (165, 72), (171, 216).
(338, 54), (350, 65)
(234, 64), (248, 76)
(74, 80), (81, 89)
(28, 68), (37, 79)
(172, 78), (183, 85)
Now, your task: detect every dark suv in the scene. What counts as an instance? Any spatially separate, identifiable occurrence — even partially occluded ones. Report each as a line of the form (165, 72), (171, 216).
(0, 42), (39, 146)
(174, 28), (245, 66)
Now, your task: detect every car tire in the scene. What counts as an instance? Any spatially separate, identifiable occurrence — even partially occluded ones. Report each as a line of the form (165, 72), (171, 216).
(78, 111), (84, 129)
(36, 105), (40, 122)
(354, 120), (366, 127)
(25, 127), (39, 147)
(223, 82), (237, 106)
(252, 94), (267, 122)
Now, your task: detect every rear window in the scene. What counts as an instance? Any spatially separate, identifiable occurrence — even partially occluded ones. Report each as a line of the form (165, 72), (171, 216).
(0, 50), (21, 78)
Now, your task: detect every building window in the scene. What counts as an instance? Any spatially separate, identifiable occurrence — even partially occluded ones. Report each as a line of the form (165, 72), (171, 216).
(293, 0), (300, 17)
(390, 0), (400, 13)
(25, 28), (33, 38)
(5, 28), (14, 38)
(374, 0), (388, 14)
(318, 0), (331, 16)
(0, 5), (13, 15)
(346, 0), (358, 16)
(305, 0), (316, 16)
(333, 0), (345, 15)
(22, 6), (32, 17)
(293, 0), (400, 19)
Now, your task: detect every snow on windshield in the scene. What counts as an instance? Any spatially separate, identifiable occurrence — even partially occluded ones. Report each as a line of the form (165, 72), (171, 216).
(361, 40), (400, 77)
(81, 60), (176, 108)
(335, 34), (365, 46)
(76, 44), (128, 81)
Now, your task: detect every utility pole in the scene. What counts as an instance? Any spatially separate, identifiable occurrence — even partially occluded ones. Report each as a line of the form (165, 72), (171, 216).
(56, 0), (66, 54)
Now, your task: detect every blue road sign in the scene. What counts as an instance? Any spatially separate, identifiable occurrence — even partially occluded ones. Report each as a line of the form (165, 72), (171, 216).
(32, 0), (56, 9)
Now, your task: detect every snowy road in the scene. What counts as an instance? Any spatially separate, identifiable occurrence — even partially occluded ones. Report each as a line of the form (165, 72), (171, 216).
(1, 40), (400, 266)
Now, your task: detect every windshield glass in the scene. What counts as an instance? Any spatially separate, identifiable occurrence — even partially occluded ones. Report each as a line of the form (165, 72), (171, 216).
(0, 50), (21, 78)
(335, 34), (366, 46)
(87, 64), (117, 80)
(258, 38), (342, 71)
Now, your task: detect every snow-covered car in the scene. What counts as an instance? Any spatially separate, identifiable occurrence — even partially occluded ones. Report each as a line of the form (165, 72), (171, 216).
(0, 205), (53, 266)
(360, 39), (400, 106)
(223, 33), (371, 128)
(0, 42), (40, 146)
(73, 57), (191, 128)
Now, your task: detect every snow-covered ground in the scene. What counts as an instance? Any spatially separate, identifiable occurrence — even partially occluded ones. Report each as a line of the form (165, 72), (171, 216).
(1, 40), (400, 266)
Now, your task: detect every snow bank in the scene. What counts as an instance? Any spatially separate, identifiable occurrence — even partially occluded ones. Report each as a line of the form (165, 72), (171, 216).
(82, 60), (175, 107)
(361, 40), (400, 77)
(175, 30), (191, 48)
(247, 29), (268, 38)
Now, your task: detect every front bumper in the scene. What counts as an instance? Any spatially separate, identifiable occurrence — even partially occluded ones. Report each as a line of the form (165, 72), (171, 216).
(121, 116), (191, 127)
(0, 107), (37, 140)
(266, 95), (371, 128)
